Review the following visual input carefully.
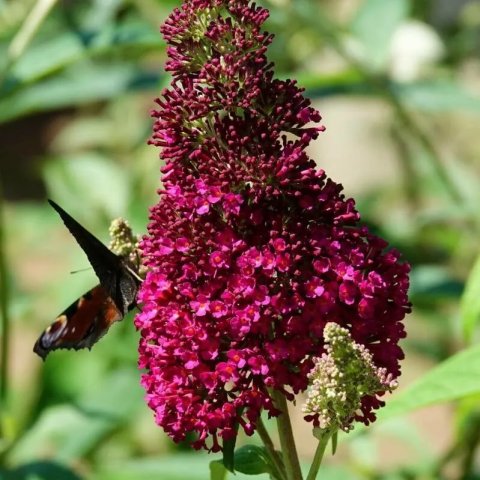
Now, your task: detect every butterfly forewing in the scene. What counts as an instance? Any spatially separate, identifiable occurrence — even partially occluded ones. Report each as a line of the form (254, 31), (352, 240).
(48, 200), (125, 308)
(47, 200), (138, 315)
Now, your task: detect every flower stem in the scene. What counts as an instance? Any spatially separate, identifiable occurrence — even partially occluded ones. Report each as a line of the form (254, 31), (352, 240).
(257, 416), (287, 480)
(271, 390), (303, 480)
(306, 431), (332, 480)
(0, 190), (10, 410)
(7, 0), (59, 63)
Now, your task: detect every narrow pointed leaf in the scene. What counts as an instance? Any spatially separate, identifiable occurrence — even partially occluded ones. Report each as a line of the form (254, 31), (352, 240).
(222, 435), (237, 473)
(379, 343), (480, 420)
(461, 253), (480, 343)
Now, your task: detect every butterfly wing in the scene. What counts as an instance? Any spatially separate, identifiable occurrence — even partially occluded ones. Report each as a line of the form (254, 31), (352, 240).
(48, 199), (137, 315)
(33, 285), (123, 359)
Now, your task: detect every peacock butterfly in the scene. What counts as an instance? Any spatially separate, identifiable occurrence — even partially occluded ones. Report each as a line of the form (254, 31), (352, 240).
(33, 200), (141, 359)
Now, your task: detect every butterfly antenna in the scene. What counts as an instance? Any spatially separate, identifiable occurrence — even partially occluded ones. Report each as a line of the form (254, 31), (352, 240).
(70, 267), (92, 275)
(126, 265), (143, 284)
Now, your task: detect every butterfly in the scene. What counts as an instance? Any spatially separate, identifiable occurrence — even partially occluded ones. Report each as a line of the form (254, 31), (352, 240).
(33, 200), (141, 360)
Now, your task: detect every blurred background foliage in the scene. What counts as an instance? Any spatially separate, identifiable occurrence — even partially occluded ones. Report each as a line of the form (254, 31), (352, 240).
(0, 0), (480, 479)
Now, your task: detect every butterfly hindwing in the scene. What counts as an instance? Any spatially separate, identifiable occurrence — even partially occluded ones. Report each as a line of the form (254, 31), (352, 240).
(33, 285), (123, 359)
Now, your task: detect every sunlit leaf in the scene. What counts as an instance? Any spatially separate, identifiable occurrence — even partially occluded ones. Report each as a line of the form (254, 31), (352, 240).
(397, 81), (480, 114)
(9, 34), (84, 84)
(91, 455), (360, 480)
(210, 460), (227, 480)
(39, 349), (110, 404)
(0, 63), (159, 123)
(2, 21), (163, 91)
(9, 369), (142, 464)
(43, 153), (130, 219)
(461, 253), (480, 343)
(379, 343), (480, 420)
(91, 455), (267, 480)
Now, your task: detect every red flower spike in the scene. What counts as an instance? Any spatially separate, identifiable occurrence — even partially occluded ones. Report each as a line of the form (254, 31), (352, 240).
(136, 0), (411, 450)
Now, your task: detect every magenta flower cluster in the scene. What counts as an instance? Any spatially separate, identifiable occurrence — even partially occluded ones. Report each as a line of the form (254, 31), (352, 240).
(136, 0), (411, 451)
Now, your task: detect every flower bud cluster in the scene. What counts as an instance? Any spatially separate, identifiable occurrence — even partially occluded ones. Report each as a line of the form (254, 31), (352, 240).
(109, 218), (141, 268)
(303, 322), (398, 432)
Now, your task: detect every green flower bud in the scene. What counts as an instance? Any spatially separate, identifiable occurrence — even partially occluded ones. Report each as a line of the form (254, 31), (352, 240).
(108, 218), (137, 256)
(303, 322), (398, 433)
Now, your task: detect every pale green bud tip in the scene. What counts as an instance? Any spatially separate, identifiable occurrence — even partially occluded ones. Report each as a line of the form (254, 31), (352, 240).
(108, 218), (138, 258)
(303, 322), (398, 433)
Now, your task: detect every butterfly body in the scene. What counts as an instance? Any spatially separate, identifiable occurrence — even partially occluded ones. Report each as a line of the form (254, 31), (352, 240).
(34, 201), (140, 360)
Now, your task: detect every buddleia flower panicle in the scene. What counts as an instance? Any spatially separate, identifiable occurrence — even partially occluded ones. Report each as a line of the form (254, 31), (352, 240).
(136, 0), (411, 451)
(303, 322), (398, 433)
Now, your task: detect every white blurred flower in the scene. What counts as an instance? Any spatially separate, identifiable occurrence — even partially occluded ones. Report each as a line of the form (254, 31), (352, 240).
(389, 20), (444, 83)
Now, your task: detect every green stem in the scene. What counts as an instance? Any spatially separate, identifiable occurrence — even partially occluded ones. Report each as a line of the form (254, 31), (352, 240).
(271, 390), (303, 480)
(7, 0), (59, 64)
(387, 92), (463, 205)
(390, 124), (421, 210)
(0, 190), (10, 411)
(257, 416), (287, 480)
(306, 431), (332, 480)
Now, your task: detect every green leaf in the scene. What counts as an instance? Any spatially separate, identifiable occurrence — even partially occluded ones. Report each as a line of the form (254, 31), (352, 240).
(2, 462), (82, 480)
(222, 435), (237, 473)
(331, 431), (338, 455)
(83, 0), (124, 32)
(3, 22), (163, 90)
(233, 445), (270, 476)
(461, 253), (480, 343)
(91, 455), (273, 480)
(293, 69), (364, 92)
(379, 343), (480, 420)
(0, 63), (158, 124)
(9, 369), (142, 464)
(397, 81), (480, 114)
(43, 153), (130, 219)
(351, 0), (409, 70)
(221, 419), (240, 473)
(409, 265), (462, 301)
(209, 460), (227, 480)
(10, 34), (84, 84)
